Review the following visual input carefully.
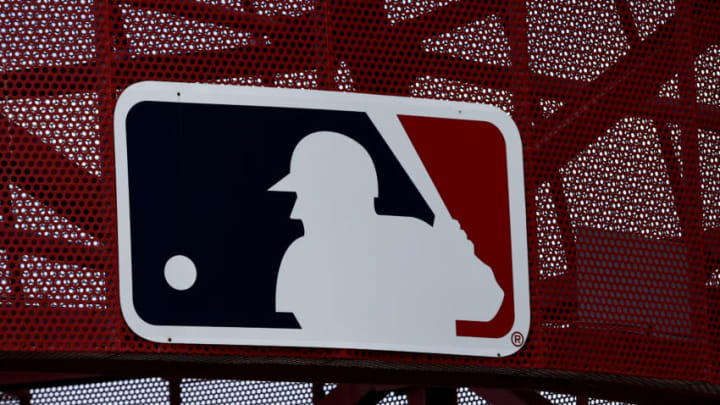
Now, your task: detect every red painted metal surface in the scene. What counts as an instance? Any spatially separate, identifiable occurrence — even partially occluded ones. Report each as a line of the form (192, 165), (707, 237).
(0, 0), (719, 391)
(401, 115), (515, 338)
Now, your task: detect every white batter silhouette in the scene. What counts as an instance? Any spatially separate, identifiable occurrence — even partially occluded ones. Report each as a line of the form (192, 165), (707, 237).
(270, 131), (503, 345)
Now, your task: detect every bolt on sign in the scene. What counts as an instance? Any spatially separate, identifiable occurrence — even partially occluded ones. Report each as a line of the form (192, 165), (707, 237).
(114, 82), (529, 357)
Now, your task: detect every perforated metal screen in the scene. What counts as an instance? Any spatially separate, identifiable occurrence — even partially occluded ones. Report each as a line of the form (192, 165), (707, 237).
(180, 379), (314, 404)
(0, 0), (719, 391)
(0, 382), (636, 405)
(29, 378), (169, 405)
(457, 388), (488, 405)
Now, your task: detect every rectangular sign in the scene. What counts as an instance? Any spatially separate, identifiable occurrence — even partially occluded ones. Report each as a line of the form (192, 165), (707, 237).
(114, 81), (529, 357)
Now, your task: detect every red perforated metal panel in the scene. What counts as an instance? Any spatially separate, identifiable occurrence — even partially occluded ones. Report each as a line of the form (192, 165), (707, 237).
(0, 0), (719, 392)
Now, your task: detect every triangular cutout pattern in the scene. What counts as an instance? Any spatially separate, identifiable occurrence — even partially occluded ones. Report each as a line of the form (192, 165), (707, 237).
(699, 128), (720, 230)
(334, 61), (356, 92)
(457, 387), (489, 403)
(540, 392), (576, 404)
(198, 0), (315, 17)
(273, 70), (319, 89)
(18, 253), (107, 309)
(0, 249), (9, 304)
(560, 117), (682, 239)
(9, 184), (98, 247)
(527, 0), (629, 82)
(410, 75), (513, 113)
(666, 123), (683, 177)
(252, 0), (315, 17)
(539, 98), (564, 118)
(0, 92), (102, 177)
(627, 0), (676, 40)
(695, 45), (720, 106)
(377, 391), (408, 404)
(0, 0), (96, 72)
(708, 268), (720, 288)
(658, 74), (679, 99)
(216, 76), (263, 86)
(421, 15), (511, 66)
(120, 4), (254, 55)
(535, 182), (569, 278)
(384, 0), (458, 25)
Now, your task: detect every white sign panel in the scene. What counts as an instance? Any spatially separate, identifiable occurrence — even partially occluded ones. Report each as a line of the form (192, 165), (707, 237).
(114, 81), (529, 357)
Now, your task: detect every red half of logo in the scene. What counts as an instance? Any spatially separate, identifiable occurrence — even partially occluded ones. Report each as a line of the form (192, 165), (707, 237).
(399, 115), (515, 339)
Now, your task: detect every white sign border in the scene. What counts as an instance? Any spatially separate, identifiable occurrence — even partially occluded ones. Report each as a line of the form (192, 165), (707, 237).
(114, 81), (530, 357)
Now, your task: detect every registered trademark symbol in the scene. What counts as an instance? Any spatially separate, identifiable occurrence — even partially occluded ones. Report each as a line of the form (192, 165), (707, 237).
(511, 331), (525, 347)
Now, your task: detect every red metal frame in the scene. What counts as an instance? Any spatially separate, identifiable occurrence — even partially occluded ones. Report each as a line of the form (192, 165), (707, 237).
(1, 0), (719, 399)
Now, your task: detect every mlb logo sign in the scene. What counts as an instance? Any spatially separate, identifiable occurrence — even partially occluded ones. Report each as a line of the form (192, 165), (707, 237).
(114, 82), (529, 357)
